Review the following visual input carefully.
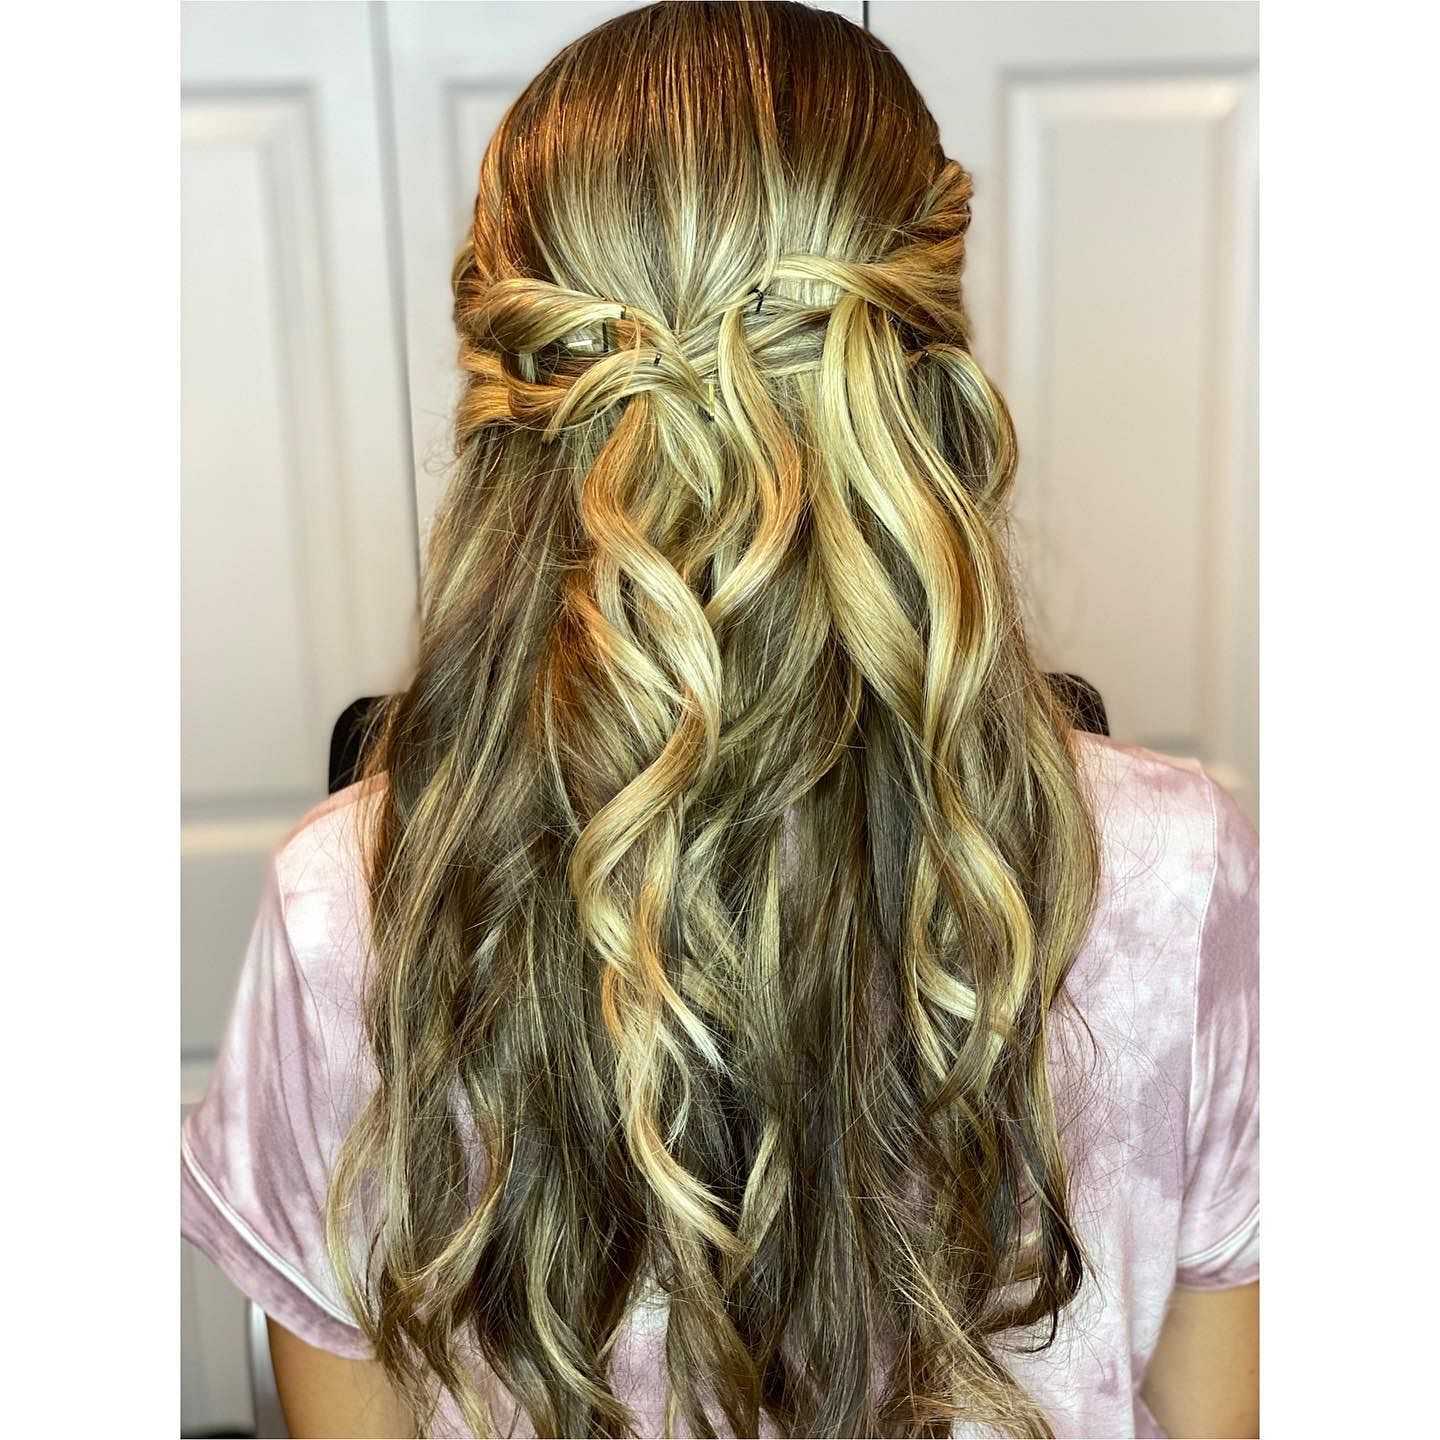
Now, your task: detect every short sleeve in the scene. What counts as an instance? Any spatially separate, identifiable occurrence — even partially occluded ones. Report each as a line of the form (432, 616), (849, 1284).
(180, 852), (374, 1358)
(1174, 774), (1260, 1290)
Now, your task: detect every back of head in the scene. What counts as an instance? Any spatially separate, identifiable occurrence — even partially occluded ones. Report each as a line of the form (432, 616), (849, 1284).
(332, 4), (1103, 1435)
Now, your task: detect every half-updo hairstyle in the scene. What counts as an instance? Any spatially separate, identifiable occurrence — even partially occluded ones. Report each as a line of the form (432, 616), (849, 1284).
(327, 3), (1103, 1436)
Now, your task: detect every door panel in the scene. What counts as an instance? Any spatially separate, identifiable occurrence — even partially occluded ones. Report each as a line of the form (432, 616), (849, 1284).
(181, 0), (420, 1064)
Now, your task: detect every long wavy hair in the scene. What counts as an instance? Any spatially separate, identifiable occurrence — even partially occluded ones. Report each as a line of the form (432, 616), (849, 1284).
(327, 4), (1103, 1436)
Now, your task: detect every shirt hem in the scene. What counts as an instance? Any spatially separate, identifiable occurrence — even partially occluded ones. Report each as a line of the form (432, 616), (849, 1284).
(180, 1134), (371, 1360)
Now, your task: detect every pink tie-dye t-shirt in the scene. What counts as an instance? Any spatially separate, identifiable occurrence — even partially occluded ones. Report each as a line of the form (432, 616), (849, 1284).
(180, 731), (1259, 1438)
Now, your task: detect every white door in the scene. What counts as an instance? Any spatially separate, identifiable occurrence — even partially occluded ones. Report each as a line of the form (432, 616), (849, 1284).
(181, 3), (419, 1431)
(181, 0), (420, 1074)
(872, 1), (1259, 820)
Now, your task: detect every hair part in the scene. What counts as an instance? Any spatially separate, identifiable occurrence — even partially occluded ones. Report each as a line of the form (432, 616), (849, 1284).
(327, 3), (1103, 1435)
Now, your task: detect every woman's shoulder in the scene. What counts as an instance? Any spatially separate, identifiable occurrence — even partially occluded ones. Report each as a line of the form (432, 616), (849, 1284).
(181, 775), (390, 1359)
(1071, 726), (1215, 807)
(1070, 729), (1247, 891)
(269, 740), (1246, 920)
(267, 773), (386, 979)
(265, 738), (1255, 1000)
(1064, 728), (1258, 1034)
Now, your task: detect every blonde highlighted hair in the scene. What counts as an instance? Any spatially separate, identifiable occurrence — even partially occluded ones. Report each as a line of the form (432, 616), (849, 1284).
(328, 3), (1102, 1435)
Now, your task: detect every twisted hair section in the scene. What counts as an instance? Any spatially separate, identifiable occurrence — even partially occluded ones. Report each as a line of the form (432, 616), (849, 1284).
(326, 4), (1103, 1436)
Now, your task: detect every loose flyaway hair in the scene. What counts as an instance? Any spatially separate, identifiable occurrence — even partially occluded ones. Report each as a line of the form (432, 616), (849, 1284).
(328, 3), (1103, 1435)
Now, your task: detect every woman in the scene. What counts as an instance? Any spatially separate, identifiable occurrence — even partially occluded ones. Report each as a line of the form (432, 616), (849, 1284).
(180, 3), (1259, 1436)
